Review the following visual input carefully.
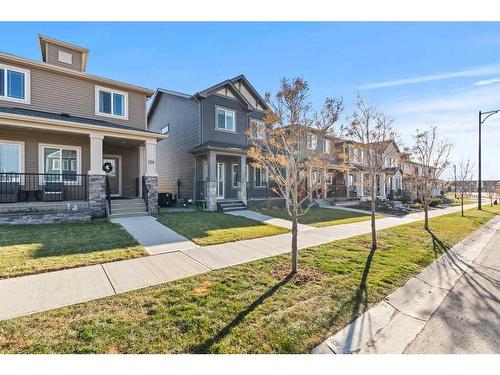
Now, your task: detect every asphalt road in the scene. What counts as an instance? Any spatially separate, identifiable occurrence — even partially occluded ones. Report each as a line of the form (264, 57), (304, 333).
(405, 227), (500, 354)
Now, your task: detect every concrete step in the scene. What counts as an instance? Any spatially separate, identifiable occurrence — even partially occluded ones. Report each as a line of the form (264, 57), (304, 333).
(223, 207), (247, 212)
(217, 199), (247, 212)
(111, 202), (147, 209)
(108, 212), (150, 219)
(111, 207), (148, 214)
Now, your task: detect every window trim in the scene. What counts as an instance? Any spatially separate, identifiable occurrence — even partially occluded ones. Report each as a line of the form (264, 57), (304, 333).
(214, 106), (236, 133)
(38, 143), (82, 185)
(250, 119), (265, 140)
(58, 50), (73, 65)
(254, 166), (267, 188)
(95, 85), (129, 120)
(0, 63), (31, 104)
(0, 140), (25, 174)
(307, 134), (317, 150)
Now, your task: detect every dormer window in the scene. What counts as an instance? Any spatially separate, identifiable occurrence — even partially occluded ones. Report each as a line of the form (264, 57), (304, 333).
(307, 134), (317, 150)
(58, 50), (73, 65)
(0, 64), (30, 104)
(216, 107), (236, 132)
(95, 86), (128, 120)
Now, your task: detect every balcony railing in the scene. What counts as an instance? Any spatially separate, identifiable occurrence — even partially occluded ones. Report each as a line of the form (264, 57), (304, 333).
(247, 182), (281, 199)
(0, 172), (88, 204)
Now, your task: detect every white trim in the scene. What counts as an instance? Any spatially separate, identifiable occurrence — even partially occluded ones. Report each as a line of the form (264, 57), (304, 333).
(215, 106), (236, 133)
(95, 85), (129, 120)
(231, 163), (238, 189)
(323, 139), (331, 154)
(0, 139), (25, 173)
(0, 63), (31, 105)
(216, 162), (225, 198)
(103, 154), (123, 197)
(307, 134), (317, 150)
(38, 143), (82, 185)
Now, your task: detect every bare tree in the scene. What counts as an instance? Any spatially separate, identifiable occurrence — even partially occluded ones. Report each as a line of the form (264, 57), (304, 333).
(341, 95), (398, 250)
(485, 182), (496, 207)
(457, 157), (474, 216)
(247, 77), (343, 274)
(411, 127), (452, 230)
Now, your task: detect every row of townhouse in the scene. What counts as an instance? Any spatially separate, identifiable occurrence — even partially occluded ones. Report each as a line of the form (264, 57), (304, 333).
(0, 35), (440, 223)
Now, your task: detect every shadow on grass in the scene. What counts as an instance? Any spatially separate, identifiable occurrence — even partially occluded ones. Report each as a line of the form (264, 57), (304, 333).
(426, 229), (451, 258)
(191, 272), (294, 353)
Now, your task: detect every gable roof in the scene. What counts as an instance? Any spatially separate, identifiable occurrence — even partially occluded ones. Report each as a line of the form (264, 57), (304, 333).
(193, 79), (255, 111)
(229, 74), (269, 111)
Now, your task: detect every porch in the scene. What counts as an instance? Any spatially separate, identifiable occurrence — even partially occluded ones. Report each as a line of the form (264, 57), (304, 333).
(0, 120), (161, 221)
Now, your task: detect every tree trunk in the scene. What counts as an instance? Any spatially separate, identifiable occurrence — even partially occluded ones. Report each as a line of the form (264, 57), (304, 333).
(424, 198), (429, 230)
(291, 213), (298, 274)
(461, 195), (464, 216)
(370, 176), (377, 250)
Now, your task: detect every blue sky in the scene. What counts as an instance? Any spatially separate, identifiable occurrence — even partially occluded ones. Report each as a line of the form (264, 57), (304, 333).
(1, 22), (499, 179)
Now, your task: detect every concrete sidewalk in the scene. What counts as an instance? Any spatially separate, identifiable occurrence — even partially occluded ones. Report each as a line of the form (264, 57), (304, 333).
(312, 214), (500, 354)
(0, 203), (480, 321)
(111, 216), (198, 255)
(225, 209), (315, 231)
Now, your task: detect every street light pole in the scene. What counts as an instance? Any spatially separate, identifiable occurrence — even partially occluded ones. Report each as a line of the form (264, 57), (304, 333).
(478, 109), (500, 210)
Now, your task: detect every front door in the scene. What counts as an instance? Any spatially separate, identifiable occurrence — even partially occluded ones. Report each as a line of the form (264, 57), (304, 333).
(103, 156), (121, 197)
(216, 162), (224, 198)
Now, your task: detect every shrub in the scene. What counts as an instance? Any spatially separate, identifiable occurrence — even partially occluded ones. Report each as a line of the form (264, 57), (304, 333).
(401, 194), (412, 204)
(429, 197), (442, 207)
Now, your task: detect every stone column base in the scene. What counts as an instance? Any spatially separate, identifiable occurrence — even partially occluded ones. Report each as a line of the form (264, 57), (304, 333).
(143, 176), (158, 213)
(206, 181), (217, 211)
(88, 174), (106, 218)
(237, 181), (247, 205)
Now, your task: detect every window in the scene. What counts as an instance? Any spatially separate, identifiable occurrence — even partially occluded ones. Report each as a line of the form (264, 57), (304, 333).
(231, 164), (239, 188)
(0, 141), (23, 179)
(254, 167), (267, 187)
(251, 119), (265, 139)
(0, 64), (30, 103)
(39, 145), (80, 183)
(326, 172), (333, 185)
(216, 107), (236, 132)
(161, 125), (169, 134)
(323, 139), (331, 153)
(95, 86), (128, 119)
(307, 134), (317, 150)
(58, 50), (73, 65)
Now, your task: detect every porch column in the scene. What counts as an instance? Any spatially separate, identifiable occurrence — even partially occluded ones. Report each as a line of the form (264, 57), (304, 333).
(345, 171), (350, 198)
(358, 171), (364, 197)
(88, 134), (106, 218)
(143, 140), (158, 213)
(238, 155), (247, 205)
(307, 167), (313, 196)
(322, 167), (327, 199)
(206, 151), (217, 211)
(381, 173), (387, 198)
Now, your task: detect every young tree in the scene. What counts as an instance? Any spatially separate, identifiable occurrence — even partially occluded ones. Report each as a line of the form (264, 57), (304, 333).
(341, 95), (398, 250)
(247, 77), (343, 274)
(457, 157), (474, 216)
(411, 126), (452, 230)
(485, 182), (496, 207)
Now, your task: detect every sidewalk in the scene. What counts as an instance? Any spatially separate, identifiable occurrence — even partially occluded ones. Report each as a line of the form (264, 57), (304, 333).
(312, 213), (500, 354)
(0, 203), (480, 321)
(225, 209), (315, 231)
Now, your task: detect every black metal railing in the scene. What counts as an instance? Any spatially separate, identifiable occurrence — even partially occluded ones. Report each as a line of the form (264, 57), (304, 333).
(105, 175), (112, 215)
(196, 181), (207, 201)
(0, 172), (88, 204)
(246, 181), (281, 199)
(142, 176), (149, 212)
(326, 184), (347, 198)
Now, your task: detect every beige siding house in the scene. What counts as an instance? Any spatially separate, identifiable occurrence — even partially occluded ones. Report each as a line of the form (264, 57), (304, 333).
(0, 35), (164, 223)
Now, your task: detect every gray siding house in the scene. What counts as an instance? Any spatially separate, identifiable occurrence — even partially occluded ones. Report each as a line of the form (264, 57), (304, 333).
(148, 75), (280, 211)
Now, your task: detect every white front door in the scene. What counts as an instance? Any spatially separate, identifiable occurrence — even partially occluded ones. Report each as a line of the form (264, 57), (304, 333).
(216, 162), (224, 198)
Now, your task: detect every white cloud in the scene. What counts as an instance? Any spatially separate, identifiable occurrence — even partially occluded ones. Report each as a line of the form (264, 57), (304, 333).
(474, 78), (500, 86)
(359, 64), (500, 90)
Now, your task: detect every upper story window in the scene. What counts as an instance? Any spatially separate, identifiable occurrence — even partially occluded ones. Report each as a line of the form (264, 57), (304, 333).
(251, 119), (265, 139)
(323, 139), (331, 153)
(95, 86), (128, 120)
(307, 134), (317, 150)
(58, 51), (73, 65)
(0, 64), (30, 104)
(216, 107), (236, 132)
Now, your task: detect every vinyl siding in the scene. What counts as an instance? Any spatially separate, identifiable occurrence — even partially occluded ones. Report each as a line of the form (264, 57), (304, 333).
(0, 57), (147, 130)
(45, 42), (83, 72)
(0, 127), (90, 173)
(148, 92), (200, 197)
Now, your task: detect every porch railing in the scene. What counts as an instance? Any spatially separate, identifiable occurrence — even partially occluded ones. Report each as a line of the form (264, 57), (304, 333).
(105, 175), (112, 215)
(0, 172), (88, 204)
(246, 182), (281, 199)
(326, 184), (347, 198)
(196, 181), (207, 201)
(141, 176), (149, 212)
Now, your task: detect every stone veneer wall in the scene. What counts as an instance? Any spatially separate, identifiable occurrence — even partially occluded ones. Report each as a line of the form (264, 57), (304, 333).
(206, 181), (217, 211)
(88, 174), (106, 218)
(0, 210), (91, 225)
(144, 176), (158, 213)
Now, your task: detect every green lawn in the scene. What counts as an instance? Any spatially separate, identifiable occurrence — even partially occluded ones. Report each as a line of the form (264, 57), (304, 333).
(256, 207), (376, 227)
(155, 211), (289, 246)
(1, 206), (497, 354)
(0, 220), (146, 279)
